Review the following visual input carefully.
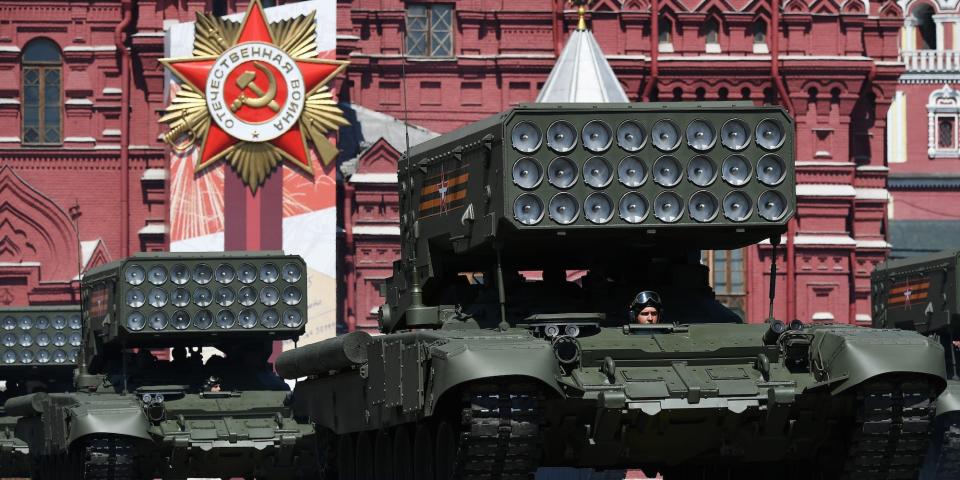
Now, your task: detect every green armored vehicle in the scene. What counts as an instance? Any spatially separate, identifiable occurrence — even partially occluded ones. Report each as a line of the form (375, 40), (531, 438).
(0, 306), (80, 477)
(872, 251), (960, 479)
(279, 102), (948, 479)
(8, 252), (318, 479)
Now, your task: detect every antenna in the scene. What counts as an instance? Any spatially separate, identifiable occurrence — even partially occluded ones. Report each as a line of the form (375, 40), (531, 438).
(400, 13), (412, 158)
(768, 235), (780, 323)
(70, 200), (83, 303)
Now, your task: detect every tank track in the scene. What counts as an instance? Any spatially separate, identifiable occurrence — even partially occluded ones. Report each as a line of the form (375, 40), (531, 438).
(842, 379), (936, 479)
(455, 387), (543, 480)
(79, 436), (140, 480)
(933, 420), (960, 479)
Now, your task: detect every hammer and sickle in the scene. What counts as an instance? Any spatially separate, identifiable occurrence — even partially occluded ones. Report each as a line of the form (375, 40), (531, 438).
(230, 61), (280, 113)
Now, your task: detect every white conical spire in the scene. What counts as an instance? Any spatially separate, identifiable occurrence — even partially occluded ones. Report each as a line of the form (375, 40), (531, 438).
(536, 12), (629, 103)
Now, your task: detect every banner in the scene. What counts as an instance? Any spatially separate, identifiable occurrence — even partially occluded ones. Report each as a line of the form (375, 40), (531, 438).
(163, 0), (339, 345)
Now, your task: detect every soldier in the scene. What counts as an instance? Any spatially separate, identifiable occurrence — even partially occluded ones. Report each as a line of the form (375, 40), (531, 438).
(630, 290), (662, 324)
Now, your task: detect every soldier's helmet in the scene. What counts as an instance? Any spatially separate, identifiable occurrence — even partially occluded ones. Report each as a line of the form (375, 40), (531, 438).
(629, 290), (663, 319)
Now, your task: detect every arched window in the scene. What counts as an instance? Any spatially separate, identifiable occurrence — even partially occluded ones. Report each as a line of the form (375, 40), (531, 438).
(658, 16), (673, 45)
(752, 19), (767, 44)
(21, 38), (62, 145)
(913, 4), (937, 50)
(703, 17), (721, 52)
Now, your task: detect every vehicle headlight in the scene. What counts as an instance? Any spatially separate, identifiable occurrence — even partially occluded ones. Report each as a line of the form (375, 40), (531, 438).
(721, 155), (751, 186)
(238, 263), (257, 284)
(756, 118), (785, 150)
(617, 121), (646, 152)
(723, 191), (753, 222)
(548, 193), (579, 225)
(512, 157), (543, 189)
(653, 156), (682, 187)
(238, 309), (258, 329)
(651, 120), (680, 151)
(283, 286), (302, 305)
(261, 309), (280, 328)
(547, 121), (577, 153)
(171, 310), (190, 330)
(148, 288), (168, 308)
(147, 265), (168, 285)
(148, 311), (168, 331)
(758, 191), (788, 221)
(582, 120), (612, 153)
(617, 156), (647, 187)
(687, 156), (716, 187)
(512, 121), (542, 153)
(194, 287), (213, 307)
(654, 192), (684, 223)
(216, 310), (236, 329)
(584, 193), (614, 224)
(543, 324), (560, 337)
(564, 324), (580, 337)
(757, 154), (786, 186)
(689, 191), (719, 223)
(192, 264), (213, 284)
(194, 309), (213, 330)
(282, 263), (302, 283)
(583, 157), (613, 188)
(282, 308), (303, 328)
(170, 264), (190, 285)
(514, 194), (544, 225)
(215, 264), (236, 284)
(686, 119), (716, 151)
(547, 157), (578, 189)
(260, 263), (279, 283)
(720, 119), (750, 150)
(125, 264), (145, 285)
(619, 192), (649, 223)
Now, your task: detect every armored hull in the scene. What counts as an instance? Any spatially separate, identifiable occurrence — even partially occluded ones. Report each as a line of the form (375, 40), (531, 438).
(284, 321), (945, 479)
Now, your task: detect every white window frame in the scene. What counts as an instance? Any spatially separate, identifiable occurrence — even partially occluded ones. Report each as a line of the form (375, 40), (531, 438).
(927, 84), (960, 158)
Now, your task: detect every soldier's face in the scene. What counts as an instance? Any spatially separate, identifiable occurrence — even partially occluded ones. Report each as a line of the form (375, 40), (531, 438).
(636, 306), (659, 324)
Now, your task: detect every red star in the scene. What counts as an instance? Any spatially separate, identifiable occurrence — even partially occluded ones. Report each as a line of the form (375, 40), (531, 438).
(161, 0), (345, 172)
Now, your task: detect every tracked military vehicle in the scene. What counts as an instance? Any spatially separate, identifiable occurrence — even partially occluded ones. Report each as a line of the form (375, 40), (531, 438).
(0, 306), (80, 477)
(872, 251), (960, 479)
(8, 252), (318, 479)
(279, 102), (948, 479)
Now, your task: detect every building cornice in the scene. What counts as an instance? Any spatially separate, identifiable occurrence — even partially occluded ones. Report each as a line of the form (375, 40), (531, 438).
(888, 174), (960, 190)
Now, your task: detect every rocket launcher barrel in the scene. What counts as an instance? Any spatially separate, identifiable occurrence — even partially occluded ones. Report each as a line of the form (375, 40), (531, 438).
(275, 330), (372, 379)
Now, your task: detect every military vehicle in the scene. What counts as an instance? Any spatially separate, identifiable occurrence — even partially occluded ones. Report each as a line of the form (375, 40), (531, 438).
(871, 250), (960, 479)
(0, 306), (80, 477)
(278, 102), (948, 479)
(8, 251), (318, 479)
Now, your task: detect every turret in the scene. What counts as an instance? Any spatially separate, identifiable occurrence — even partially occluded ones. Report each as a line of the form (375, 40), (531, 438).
(381, 102), (796, 331)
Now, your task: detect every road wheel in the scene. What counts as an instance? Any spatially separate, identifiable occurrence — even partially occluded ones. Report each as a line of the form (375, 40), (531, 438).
(355, 431), (374, 480)
(374, 428), (394, 480)
(435, 420), (456, 480)
(393, 425), (414, 480)
(413, 423), (435, 480)
(335, 433), (355, 480)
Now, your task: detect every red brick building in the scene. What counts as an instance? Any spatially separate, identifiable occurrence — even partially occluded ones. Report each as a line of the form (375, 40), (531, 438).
(0, 0), (955, 334)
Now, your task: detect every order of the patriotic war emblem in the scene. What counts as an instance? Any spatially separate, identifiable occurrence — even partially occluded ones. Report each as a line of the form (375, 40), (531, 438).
(160, 0), (348, 191)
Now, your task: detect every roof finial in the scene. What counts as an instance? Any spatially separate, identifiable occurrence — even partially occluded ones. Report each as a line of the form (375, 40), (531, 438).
(571, 0), (591, 31)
